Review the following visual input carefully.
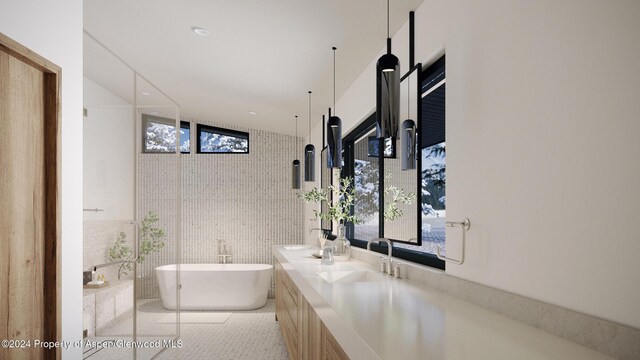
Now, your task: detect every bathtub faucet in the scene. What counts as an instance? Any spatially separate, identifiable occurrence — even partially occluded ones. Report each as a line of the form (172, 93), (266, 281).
(218, 240), (231, 264)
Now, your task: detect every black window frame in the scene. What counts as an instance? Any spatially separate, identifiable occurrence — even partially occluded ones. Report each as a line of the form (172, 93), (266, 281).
(342, 56), (446, 270)
(141, 114), (191, 154)
(196, 124), (250, 154)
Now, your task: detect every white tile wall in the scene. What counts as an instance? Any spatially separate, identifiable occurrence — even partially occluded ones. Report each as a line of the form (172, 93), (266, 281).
(137, 117), (304, 299)
(83, 221), (136, 282)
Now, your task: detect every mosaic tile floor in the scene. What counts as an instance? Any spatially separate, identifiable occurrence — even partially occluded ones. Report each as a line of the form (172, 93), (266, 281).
(84, 299), (288, 360)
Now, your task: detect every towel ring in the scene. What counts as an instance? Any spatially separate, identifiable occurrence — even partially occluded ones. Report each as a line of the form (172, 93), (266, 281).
(436, 218), (470, 265)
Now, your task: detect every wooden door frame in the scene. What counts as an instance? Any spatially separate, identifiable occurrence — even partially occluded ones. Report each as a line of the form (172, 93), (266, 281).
(0, 32), (62, 359)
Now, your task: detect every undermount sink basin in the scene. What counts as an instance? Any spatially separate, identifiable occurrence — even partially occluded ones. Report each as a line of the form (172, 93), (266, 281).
(317, 270), (386, 284)
(283, 246), (308, 250)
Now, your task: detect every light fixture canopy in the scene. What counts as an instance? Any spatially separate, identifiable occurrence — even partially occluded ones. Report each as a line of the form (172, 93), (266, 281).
(292, 115), (301, 189)
(304, 91), (316, 182)
(327, 47), (343, 169)
(376, 0), (400, 140)
(191, 26), (210, 36)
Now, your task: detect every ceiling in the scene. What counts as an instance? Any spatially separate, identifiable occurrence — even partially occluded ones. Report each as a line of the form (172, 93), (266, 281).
(84, 0), (424, 136)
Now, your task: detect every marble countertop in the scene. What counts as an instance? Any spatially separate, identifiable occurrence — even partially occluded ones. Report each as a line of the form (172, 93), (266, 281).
(273, 245), (614, 360)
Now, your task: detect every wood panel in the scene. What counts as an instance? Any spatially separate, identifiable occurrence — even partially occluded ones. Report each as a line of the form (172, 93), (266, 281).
(0, 32), (61, 360)
(276, 259), (350, 360)
(0, 47), (45, 360)
(275, 263), (298, 359)
(42, 70), (60, 358)
(300, 295), (323, 360)
(323, 324), (350, 360)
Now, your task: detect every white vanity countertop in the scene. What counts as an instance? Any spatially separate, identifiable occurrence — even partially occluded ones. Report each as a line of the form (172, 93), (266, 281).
(273, 245), (614, 360)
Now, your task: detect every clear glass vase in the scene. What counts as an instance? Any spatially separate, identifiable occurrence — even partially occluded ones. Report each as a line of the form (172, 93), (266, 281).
(333, 224), (351, 261)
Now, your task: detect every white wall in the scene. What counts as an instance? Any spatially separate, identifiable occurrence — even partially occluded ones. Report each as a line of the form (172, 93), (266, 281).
(0, 0), (84, 357)
(83, 77), (134, 221)
(306, 0), (640, 329)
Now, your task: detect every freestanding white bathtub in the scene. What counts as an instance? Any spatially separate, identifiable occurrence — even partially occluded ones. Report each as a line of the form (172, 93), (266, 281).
(155, 263), (273, 310)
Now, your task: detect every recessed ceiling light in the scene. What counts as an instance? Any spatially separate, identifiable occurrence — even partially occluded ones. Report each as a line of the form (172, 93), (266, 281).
(249, 111), (257, 116)
(191, 27), (209, 36)
(141, 92), (151, 96)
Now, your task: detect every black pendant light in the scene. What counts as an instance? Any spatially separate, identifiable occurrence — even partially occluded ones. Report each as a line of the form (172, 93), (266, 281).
(401, 120), (416, 170)
(292, 115), (301, 190)
(327, 47), (342, 169)
(304, 91), (316, 181)
(376, 0), (400, 140)
(401, 72), (417, 170)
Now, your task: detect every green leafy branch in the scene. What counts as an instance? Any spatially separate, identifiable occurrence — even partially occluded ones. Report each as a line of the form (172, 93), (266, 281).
(107, 211), (166, 280)
(297, 176), (360, 226)
(384, 172), (417, 221)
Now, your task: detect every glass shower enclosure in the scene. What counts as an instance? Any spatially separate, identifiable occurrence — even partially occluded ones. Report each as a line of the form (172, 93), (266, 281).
(82, 31), (182, 359)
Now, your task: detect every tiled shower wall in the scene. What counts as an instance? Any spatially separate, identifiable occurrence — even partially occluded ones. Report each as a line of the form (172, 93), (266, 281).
(137, 117), (305, 299)
(83, 221), (136, 282)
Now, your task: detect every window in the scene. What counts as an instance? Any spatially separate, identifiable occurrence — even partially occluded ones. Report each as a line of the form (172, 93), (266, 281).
(354, 128), (380, 241)
(367, 136), (395, 158)
(142, 114), (190, 153)
(342, 113), (380, 242)
(196, 124), (249, 154)
(342, 56), (446, 270)
(419, 56), (446, 256)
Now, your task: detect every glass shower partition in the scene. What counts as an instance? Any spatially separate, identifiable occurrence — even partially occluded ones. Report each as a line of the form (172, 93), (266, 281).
(134, 74), (182, 359)
(82, 31), (181, 360)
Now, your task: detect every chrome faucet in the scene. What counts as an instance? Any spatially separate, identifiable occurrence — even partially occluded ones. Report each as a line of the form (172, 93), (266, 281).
(309, 227), (323, 234)
(367, 238), (393, 275)
(217, 240), (231, 264)
(309, 228), (325, 248)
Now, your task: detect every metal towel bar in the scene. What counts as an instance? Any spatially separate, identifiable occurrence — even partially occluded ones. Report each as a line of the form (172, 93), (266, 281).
(436, 218), (470, 265)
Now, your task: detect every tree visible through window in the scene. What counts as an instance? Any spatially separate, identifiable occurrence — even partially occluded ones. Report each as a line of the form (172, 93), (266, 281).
(197, 124), (249, 154)
(142, 115), (190, 153)
(418, 58), (446, 255)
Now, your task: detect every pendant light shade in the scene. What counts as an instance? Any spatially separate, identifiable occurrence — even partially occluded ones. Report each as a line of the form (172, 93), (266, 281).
(401, 60), (416, 170)
(376, 1), (400, 140)
(292, 115), (301, 189)
(304, 91), (316, 181)
(328, 47), (343, 169)
(304, 144), (315, 181)
(292, 159), (301, 189)
(401, 119), (416, 170)
(327, 115), (342, 169)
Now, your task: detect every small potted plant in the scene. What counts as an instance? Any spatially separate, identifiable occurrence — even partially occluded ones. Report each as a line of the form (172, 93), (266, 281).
(298, 176), (359, 261)
(299, 173), (416, 261)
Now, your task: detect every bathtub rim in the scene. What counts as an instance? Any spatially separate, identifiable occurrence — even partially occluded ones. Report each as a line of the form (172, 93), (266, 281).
(155, 263), (274, 272)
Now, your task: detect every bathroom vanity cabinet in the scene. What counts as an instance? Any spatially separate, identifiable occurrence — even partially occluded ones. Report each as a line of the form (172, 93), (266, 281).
(275, 261), (349, 360)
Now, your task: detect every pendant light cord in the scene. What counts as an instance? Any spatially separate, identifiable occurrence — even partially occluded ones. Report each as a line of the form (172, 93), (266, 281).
(407, 77), (411, 118)
(308, 91), (312, 139)
(387, 0), (390, 38)
(332, 47), (337, 114)
(295, 115), (298, 138)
